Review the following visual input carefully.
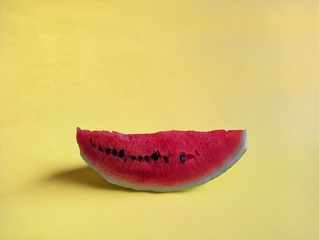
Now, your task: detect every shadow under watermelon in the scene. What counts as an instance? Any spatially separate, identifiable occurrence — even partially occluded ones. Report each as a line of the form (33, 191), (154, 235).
(49, 166), (136, 192)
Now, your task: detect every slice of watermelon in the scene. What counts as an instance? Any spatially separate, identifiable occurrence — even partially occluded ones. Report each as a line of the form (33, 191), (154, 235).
(76, 128), (247, 192)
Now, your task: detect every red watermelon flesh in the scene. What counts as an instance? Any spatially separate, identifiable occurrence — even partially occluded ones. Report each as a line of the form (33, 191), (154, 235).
(76, 128), (247, 192)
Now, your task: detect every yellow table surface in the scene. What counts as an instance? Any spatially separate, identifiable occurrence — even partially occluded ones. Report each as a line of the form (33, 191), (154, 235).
(1, 1), (319, 239)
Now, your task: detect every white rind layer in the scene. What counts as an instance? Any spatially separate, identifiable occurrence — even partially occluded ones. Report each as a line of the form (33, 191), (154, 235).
(80, 130), (247, 192)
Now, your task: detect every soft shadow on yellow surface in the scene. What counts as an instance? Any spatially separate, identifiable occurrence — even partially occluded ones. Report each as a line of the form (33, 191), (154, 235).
(48, 166), (135, 192)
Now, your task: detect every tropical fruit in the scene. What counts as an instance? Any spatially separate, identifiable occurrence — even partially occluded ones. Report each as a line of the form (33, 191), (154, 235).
(76, 128), (247, 192)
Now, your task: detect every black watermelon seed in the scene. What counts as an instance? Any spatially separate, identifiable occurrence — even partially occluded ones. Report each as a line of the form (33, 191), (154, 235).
(151, 151), (160, 160)
(144, 155), (149, 162)
(112, 149), (117, 155)
(90, 139), (96, 147)
(98, 144), (103, 151)
(131, 155), (136, 160)
(179, 155), (185, 163)
(119, 149), (125, 158)
(138, 156), (143, 161)
(105, 148), (111, 154)
(163, 156), (169, 163)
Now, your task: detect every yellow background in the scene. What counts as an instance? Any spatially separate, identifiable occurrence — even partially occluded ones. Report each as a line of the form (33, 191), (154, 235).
(1, 0), (319, 239)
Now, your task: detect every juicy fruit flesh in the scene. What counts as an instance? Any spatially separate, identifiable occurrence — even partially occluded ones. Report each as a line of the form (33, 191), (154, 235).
(77, 128), (247, 191)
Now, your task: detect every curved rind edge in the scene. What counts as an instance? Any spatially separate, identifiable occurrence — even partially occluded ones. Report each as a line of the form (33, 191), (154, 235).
(79, 130), (248, 192)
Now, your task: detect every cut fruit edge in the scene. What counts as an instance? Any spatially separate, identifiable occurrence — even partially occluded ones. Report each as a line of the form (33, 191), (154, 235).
(79, 130), (247, 192)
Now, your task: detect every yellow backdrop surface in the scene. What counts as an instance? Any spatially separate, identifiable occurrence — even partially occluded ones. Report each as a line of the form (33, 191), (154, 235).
(1, 0), (319, 239)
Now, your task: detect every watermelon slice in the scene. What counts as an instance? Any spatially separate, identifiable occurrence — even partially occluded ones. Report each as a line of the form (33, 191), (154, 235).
(76, 128), (247, 192)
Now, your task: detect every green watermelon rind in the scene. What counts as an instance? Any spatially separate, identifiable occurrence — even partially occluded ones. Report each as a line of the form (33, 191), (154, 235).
(80, 130), (247, 192)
